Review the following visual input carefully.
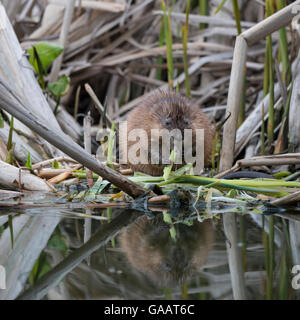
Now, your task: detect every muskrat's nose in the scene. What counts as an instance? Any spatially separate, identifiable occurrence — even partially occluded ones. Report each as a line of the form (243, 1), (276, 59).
(170, 131), (183, 151)
(174, 129), (183, 142)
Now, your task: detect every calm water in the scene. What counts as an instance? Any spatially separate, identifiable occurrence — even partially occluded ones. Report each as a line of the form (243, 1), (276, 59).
(0, 198), (300, 300)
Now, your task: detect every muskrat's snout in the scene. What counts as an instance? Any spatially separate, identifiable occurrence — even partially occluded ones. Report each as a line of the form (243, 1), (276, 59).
(161, 115), (192, 132)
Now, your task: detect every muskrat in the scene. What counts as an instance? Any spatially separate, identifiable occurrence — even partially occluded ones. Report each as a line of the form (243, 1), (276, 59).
(120, 90), (215, 176)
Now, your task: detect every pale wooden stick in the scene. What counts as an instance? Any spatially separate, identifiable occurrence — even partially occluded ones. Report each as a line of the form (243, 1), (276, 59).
(271, 191), (300, 206)
(223, 214), (247, 300)
(153, 11), (255, 28)
(220, 36), (248, 172)
(99, 41), (232, 67)
(215, 154), (300, 178)
(148, 195), (170, 203)
(242, 0), (300, 46)
(0, 160), (52, 191)
(32, 157), (79, 170)
(119, 168), (133, 175)
(49, 0), (126, 13)
(38, 168), (79, 178)
(83, 111), (93, 260)
(219, 37), (248, 301)
(47, 169), (75, 184)
(83, 112), (94, 187)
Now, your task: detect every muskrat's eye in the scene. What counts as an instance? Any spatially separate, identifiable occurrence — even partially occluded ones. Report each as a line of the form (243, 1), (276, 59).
(164, 118), (171, 126)
(183, 118), (190, 126)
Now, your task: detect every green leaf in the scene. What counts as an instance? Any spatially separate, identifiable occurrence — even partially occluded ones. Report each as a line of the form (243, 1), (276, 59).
(163, 212), (173, 224)
(85, 180), (110, 200)
(51, 159), (60, 169)
(0, 113), (4, 128)
(163, 165), (173, 182)
(227, 189), (238, 198)
(0, 225), (4, 238)
(8, 215), (13, 248)
(27, 42), (64, 73)
(29, 252), (51, 285)
(7, 116), (13, 151)
(169, 226), (177, 240)
(172, 163), (193, 177)
(32, 46), (46, 89)
(163, 149), (176, 181)
(25, 151), (32, 169)
(48, 234), (68, 253)
(36, 260), (51, 280)
(273, 171), (291, 179)
(48, 75), (70, 97)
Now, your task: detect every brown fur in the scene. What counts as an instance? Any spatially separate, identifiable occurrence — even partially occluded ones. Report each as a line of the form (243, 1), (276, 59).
(120, 90), (214, 176)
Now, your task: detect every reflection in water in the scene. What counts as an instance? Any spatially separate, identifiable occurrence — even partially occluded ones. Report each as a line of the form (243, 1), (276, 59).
(1, 203), (300, 299)
(120, 215), (214, 286)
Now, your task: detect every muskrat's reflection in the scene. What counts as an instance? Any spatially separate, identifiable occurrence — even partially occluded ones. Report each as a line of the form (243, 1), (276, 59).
(120, 214), (214, 286)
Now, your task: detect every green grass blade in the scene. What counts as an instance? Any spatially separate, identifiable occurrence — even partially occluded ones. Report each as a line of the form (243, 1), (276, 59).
(199, 0), (208, 29)
(162, 0), (174, 88)
(182, 1), (191, 97)
(214, 0), (228, 14)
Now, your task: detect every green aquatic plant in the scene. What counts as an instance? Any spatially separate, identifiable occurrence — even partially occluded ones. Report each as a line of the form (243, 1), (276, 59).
(27, 42), (63, 90)
(214, 0), (228, 14)
(199, 0), (208, 29)
(48, 75), (70, 115)
(182, 0), (191, 97)
(161, 0), (174, 88)
(157, 11), (165, 81)
(25, 151), (32, 170)
(6, 115), (14, 165)
(0, 113), (4, 128)
(275, 0), (290, 85)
